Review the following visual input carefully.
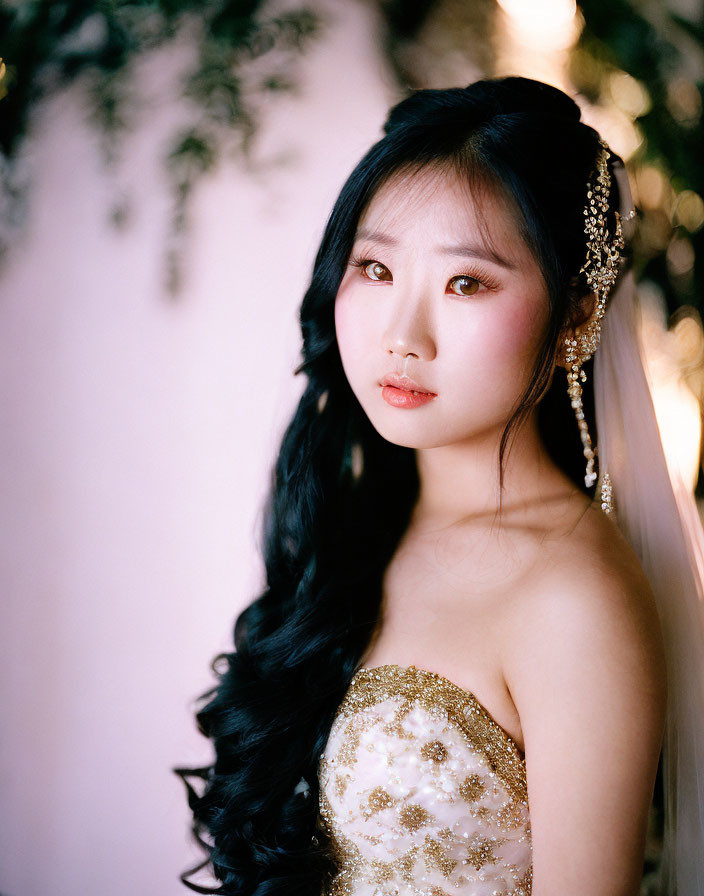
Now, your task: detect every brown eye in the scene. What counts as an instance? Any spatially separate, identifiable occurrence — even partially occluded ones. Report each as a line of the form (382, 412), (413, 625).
(449, 275), (480, 296)
(363, 261), (392, 282)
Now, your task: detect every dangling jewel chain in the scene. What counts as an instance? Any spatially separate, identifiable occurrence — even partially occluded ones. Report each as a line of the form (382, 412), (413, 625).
(565, 138), (632, 516)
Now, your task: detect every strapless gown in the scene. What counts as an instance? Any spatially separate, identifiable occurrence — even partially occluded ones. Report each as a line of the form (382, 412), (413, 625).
(316, 663), (532, 896)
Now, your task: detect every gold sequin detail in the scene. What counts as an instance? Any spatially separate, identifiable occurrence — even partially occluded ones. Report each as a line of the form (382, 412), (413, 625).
(333, 771), (350, 800)
(340, 664), (527, 803)
(398, 803), (432, 832)
(420, 739), (448, 762)
(364, 786), (395, 818)
(317, 663), (532, 895)
(463, 832), (499, 870)
(459, 772), (485, 803)
(422, 834), (457, 877)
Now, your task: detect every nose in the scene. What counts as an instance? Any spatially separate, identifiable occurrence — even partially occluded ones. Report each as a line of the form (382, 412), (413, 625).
(382, 293), (436, 362)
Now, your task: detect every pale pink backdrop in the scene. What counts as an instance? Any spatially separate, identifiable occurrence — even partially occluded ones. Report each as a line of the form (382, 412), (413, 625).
(0, 2), (397, 893)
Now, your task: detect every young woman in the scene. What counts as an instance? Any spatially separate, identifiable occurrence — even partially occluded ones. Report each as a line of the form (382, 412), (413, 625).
(175, 77), (704, 896)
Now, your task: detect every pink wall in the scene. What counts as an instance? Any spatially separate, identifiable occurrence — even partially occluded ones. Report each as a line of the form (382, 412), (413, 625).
(0, 2), (395, 892)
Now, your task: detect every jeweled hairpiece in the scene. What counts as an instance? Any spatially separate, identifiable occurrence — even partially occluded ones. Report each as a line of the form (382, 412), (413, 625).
(572, 138), (629, 363)
(564, 138), (632, 503)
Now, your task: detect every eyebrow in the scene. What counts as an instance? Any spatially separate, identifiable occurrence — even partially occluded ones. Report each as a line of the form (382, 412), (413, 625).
(353, 227), (516, 270)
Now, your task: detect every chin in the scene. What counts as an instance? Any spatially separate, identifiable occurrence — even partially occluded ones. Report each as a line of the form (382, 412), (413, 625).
(365, 411), (454, 450)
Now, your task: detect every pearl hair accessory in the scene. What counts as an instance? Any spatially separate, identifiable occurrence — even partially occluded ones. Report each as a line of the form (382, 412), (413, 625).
(564, 138), (634, 516)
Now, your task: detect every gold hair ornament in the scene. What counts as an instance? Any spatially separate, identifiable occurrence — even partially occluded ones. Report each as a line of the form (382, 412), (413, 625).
(564, 138), (634, 516)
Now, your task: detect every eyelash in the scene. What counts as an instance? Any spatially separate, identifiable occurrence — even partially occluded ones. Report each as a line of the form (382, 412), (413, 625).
(348, 254), (501, 294)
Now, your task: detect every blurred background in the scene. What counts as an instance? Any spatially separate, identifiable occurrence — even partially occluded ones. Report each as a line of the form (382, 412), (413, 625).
(0, 0), (703, 894)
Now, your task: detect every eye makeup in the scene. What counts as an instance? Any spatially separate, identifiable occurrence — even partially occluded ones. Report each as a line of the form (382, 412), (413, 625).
(347, 254), (502, 293)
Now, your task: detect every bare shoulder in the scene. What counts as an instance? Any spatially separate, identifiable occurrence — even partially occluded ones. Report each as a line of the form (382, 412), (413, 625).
(501, 501), (669, 743)
(502, 499), (668, 760)
(501, 504), (669, 892)
(507, 502), (667, 670)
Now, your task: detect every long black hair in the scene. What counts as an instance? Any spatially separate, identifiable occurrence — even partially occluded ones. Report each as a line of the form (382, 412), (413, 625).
(173, 76), (623, 895)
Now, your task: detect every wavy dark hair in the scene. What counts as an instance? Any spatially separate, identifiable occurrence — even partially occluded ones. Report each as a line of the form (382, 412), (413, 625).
(173, 76), (624, 895)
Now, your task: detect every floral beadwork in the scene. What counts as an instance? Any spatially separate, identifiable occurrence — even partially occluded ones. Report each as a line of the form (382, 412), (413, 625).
(316, 664), (532, 896)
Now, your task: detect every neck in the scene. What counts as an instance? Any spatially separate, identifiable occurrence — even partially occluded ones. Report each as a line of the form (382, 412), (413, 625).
(410, 410), (584, 532)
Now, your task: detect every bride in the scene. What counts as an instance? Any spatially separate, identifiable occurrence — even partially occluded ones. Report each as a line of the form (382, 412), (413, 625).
(175, 76), (704, 896)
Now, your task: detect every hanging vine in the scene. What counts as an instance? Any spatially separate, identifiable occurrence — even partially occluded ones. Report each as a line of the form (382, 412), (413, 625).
(1, 0), (702, 314)
(0, 0), (322, 295)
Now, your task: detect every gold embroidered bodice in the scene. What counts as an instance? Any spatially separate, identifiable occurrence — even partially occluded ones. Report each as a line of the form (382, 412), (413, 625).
(316, 663), (532, 896)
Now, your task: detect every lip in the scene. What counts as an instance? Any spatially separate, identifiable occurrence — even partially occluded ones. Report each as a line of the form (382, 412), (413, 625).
(380, 373), (436, 395)
(379, 373), (437, 409)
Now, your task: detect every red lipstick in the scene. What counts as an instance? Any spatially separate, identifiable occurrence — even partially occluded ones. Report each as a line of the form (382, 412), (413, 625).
(380, 373), (437, 409)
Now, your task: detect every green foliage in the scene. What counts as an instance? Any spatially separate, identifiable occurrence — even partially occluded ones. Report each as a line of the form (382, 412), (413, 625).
(0, 0), (321, 294)
(1, 0), (702, 314)
(574, 0), (704, 317)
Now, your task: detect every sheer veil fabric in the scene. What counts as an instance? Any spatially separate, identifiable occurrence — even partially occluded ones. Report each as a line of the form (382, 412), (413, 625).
(594, 161), (704, 895)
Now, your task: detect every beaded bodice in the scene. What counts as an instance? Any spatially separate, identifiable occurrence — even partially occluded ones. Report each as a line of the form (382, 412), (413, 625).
(316, 664), (532, 896)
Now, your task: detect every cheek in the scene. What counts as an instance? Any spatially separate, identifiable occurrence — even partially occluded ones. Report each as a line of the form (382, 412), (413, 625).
(445, 299), (547, 394)
(490, 301), (546, 368)
(335, 294), (372, 381)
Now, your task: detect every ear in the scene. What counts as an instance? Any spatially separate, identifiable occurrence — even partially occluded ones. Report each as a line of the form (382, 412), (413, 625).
(555, 291), (597, 370)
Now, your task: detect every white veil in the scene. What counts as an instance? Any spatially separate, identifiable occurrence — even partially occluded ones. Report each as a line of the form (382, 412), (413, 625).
(594, 160), (704, 895)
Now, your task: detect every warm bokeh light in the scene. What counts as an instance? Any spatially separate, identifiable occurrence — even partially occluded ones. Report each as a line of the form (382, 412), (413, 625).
(574, 94), (644, 163)
(607, 71), (651, 119)
(667, 76), (703, 126)
(653, 376), (702, 493)
(493, 0), (580, 91)
(639, 291), (704, 493)
(633, 165), (670, 210)
(496, 0), (578, 49)
(667, 234), (696, 278)
(675, 190), (704, 232)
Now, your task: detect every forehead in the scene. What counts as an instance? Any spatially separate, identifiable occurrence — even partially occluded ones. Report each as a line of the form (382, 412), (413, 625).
(356, 164), (529, 260)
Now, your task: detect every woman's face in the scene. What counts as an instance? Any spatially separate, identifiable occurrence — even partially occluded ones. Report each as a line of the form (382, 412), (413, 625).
(334, 165), (552, 449)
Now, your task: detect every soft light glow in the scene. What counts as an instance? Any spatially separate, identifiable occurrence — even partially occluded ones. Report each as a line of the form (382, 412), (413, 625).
(667, 77), (702, 126)
(496, 0), (578, 50)
(608, 71), (651, 118)
(575, 98), (644, 163)
(675, 190), (704, 232)
(493, 0), (580, 91)
(667, 235), (696, 277)
(650, 371), (702, 493)
(639, 289), (704, 493)
(634, 165), (669, 210)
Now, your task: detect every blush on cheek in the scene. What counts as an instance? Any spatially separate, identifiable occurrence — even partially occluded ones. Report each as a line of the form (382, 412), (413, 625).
(494, 298), (548, 362)
(334, 294), (368, 371)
